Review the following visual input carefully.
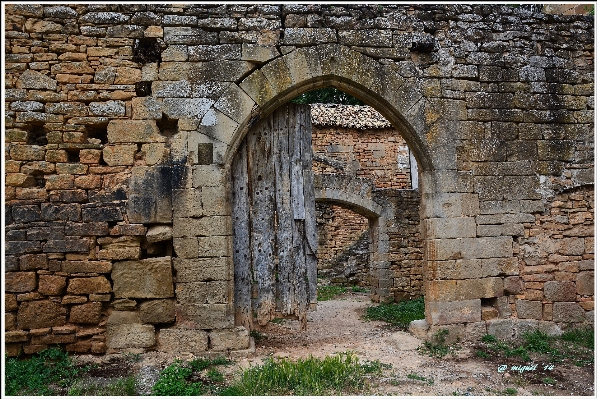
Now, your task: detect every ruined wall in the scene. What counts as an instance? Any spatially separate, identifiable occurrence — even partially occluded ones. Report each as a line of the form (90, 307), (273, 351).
(4, 3), (594, 355)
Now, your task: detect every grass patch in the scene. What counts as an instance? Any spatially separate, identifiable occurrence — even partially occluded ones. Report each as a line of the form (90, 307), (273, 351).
(5, 347), (88, 396)
(67, 376), (137, 396)
(223, 351), (388, 395)
(151, 356), (234, 396)
(364, 297), (425, 329)
(418, 329), (460, 358)
(317, 285), (347, 301)
(477, 328), (594, 366)
(351, 286), (367, 293)
(407, 372), (434, 385)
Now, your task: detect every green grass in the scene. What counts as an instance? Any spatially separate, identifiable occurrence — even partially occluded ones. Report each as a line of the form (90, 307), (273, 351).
(407, 372), (434, 385)
(364, 297), (425, 329)
(478, 328), (594, 365)
(222, 351), (388, 395)
(351, 286), (367, 293)
(67, 376), (137, 396)
(418, 329), (459, 358)
(5, 347), (88, 396)
(317, 285), (347, 301)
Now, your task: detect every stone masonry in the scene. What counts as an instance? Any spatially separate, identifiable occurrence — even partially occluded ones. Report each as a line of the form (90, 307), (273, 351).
(4, 4), (594, 355)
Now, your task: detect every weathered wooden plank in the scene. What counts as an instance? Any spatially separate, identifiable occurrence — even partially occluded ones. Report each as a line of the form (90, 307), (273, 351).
(299, 105), (319, 306)
(290, 105), (306, 220)
(247, 116), (277, 326)
(231, 139), (253, 331)
(274, 105), (295, 316)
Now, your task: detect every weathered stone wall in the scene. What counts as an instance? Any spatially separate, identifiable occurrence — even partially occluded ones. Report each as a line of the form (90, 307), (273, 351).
(4, 3), (594, 355)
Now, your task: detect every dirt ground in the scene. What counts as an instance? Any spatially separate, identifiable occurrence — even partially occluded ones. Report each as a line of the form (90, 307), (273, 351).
(74, 291), (595, 396)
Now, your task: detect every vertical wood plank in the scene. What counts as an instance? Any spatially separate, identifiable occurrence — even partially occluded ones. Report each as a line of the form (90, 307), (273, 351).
(290, 104), (306, 220)
(231, 138), (253, 330)
(300, 105), (319, 306)
(247, 116), (277, 326)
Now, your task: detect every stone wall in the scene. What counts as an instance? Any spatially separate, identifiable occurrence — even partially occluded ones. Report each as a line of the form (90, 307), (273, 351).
(4, 3), (594, 355)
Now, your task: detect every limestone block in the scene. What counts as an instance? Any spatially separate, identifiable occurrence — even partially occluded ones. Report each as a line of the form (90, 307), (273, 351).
(190, 60), (253, 83)
(62, 260), (112, 274)
(557, 237), (585, 256)
(515, 300), (542, 319)
(146, 225), (173, 244)
(239, 69), (276, 107)
(537, 321), (562, 336)
(9, 145), (45, 161)
(282, 48), (313, 87)
(6, 294), (18, 311)
(486, 319), (539, 340)
(424, 217), (476, 239)
(158, 61), (191, 80)
(209, 327), (250, 351)
(16, 70), (57, 90)
(174, 257), (230, 282)
(152, 80), (191, 98)
(132, 97), (162, 119)
(103, 144), (137, 166)
(503, 276), (523, 294)
(283, 28), (336, 45)
(198, 236), (231, 257)
(70, 302), (102, 324)
(141, 63), (159, 80)
(161, 45), (188, 61)
(162, 98), (214, 120)
(241, 44), (279, 63)
(192, 165), (225, 187)
(427, 277), (503, 302)
(18, 300), (67, 329)
(176, 281), (229, 304)
(173, 237), (199, 258)
(67, 277), (112, 295)
(481, 306), (498, 320)
(108, 311), (141, 325)
(425, 299), (481, 324)
(552, 302), (585, 323)
(426, 237), (513, 261)
(576, 271), (594, 295)
(158, 328), (208, 353)
(427, 324), (464, 345)
(107, 324), (155, 349)
(62, 296), (87, 305)
(189, 44), (241, 61)
(197, 108), (239, 146)
(107, 120), (164, 143)
(5, 272), (37, 292)
(175, 303), (233, 329)
(408, 319), (429, 339)
(112, 299), (137, 311)
(213, 84), (256, 126)
(5, 330), (30, 343)
(261, 56), (293, 96)
(38, 275), (67, 296)
(172, 189), (203, 217)
(163, 27), (218, 45)
(141, 143), (168, 165)
(421, 192), (479, 218)
(140, 300), (176, 324)
(544, 281), (576, 302)
(173, 216), (230, 237)
(18, 254), (48, 271)
(112, 257), (174, 299)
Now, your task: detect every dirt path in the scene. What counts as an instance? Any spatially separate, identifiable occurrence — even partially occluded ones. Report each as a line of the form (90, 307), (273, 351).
(75, 292), (594, 396)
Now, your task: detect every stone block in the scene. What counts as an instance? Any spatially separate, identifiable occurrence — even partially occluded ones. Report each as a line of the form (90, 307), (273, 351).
(67, 277), (112, 295)
(209, 327), (250, 351)
(16, 69), (57, 90)
(10, 145), (45, 161)
(161, 98), (214, 120)
(425, 299), (481, 324)
(70, 302), (103, 324)
(38, 275), (67, 296)
(6, 272), (37, 292)
(18, 300), (67, 329)
(103, 144), (137, 166)
(537, 321), (562, 336)
(107, 324), (155, 349)
(43, 239), (89, 253)
(486, 319), (539, 340)
(132, 96), (162, 120)
(515, 300), (542, 319)
(425, 237), (513, 260)
(192, 165), (225, 187)
(424, 217), (476, 238)
(108, 311), (141, 325)
(107, 120), (164, 143)
(6, 294), (18, 311)
(140, 299), (176, 324)
(481, 306), (498, 320)
(212, 84), (255, 125)
(503, 276), (523, 294)
(552, 302), (585, 323)
(175, 303), (233, 329)
(146, 225), (173, 244)
(427, 278), (503, 301)
(158, 328), (208, 353)
(174, 257), (230, 282)
(5, 330), (31, 343)
(176, 281), (229, 305)
(408, 319), (429, 340)
(112, 299), (137, 311)
(112, 257), (174, 299)
(576, 271), (594, 295)
(197, 236), (231, 257)
(173, 237), (199, 258)
(558, 238), (585, 256)
(426, 324), (464, 345)
(544, 281), (576, 302)
(173, 216), (230, 237)
(241, 44), (279, 63)
(19, 254), (48, 271)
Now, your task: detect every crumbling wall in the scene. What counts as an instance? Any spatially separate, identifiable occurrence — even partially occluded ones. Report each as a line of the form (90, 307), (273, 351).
(4, 3), (594, 355)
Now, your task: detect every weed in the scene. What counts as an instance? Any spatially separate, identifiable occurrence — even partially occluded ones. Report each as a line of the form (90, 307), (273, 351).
(407, 372), (434, 385)
(561, 327), (594, 349)
(271, 318), (286, 325)
(542, 377), (556, 385)
(151, 360), (205, 396)
(207, 368), (225, 383)
(351, 286), (367, 293)
(364, 297), (425, 329)
(225, 351), (382, 395)
(317, 285), (347, 301)
(481, 334), (497, 343)
(503, 387), (518, 395)
(475, 350), (489, 358)
(250, 330), (266, 342)
(418, 329), (459, 358)
(124, 352), (142, 363)
(67, 375), (137, 396)
(5, 347), (87, 396)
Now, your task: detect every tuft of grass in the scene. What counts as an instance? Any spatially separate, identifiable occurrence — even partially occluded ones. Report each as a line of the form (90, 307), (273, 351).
(407, 372), (434, 385)
(151, 360), (204, 396)
(418, 329), (459, 358)
(503, 387), (518, 395)
(561, 327), (594, 349)
(67, 375), (137, 396)
(364, 297), (425, 329)
(224, 351), (383, 395)
(250, 330), (266, 342)
(475, 350), (489, 358)
(542, 377), (556, 385)
(5, 347), (87, 396)
(317, 285), (347, 301)
(351, 286), (367, 293)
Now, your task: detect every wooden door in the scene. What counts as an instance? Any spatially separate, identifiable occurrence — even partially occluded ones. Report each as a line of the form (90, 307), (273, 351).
(232, 103), (317, 330)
